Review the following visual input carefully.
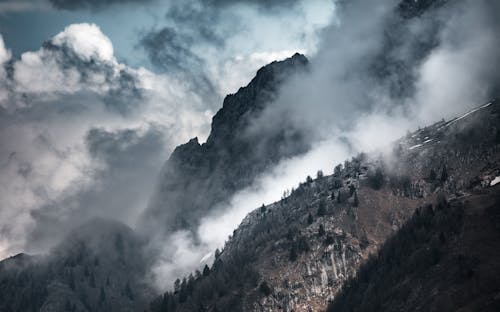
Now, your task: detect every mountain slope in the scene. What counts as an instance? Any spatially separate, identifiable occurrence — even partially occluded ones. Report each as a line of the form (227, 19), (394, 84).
(327, 184), (500, 312)
(148, 99), (500, 311)
(141, 53), (309, 235)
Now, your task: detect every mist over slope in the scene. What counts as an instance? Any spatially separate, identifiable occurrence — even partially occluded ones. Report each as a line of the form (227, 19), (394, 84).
(140, 53), (309, 236)
(140, 0), (500, 289)
(149, 99), (500, 311)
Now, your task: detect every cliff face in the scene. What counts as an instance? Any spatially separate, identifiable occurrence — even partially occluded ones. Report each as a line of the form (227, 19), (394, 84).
(141, 53), (310, 234)
(149, 99), (500, 311)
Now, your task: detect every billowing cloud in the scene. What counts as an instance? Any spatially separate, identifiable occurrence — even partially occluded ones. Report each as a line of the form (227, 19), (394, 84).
(139, 0), (335, 108)
(0, 23), (212, 258)
(51, 23), (114, 62)
(147, 0), (500, 288)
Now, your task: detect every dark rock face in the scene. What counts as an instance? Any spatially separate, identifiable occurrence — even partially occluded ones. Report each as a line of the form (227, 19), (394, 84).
(141, 53), (310, 234)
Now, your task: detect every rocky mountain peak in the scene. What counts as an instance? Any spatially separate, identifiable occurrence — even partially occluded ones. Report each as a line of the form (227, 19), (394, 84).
(141, 53), (310, 234)
(207, 52), (307, 146)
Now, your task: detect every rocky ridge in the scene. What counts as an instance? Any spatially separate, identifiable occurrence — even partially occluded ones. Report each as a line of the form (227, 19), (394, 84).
(142, 53), (310, 234)
(149, 99), (500, 311)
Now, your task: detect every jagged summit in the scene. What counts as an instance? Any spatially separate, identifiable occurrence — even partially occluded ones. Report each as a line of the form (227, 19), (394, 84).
(141, 53), (310, 234)
(207, 52), (307, 145)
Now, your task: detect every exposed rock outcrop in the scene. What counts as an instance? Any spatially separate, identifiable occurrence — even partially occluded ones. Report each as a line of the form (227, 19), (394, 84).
(141, 53), (309, 235)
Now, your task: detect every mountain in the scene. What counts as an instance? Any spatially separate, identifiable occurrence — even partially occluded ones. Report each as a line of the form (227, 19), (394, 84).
(148, 99), (500, 311)
(0, 219), (153, 312)
(141, 53), (309, 234)
(0, 54), (311, 312)
(142, 0), (462, 241)
(1, 1), (497, 308)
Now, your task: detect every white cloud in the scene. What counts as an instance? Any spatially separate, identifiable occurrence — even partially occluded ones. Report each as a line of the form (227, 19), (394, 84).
(149, 0), (500, 289)
(10, 23), (122, 98)
(0, 24), (213, 258)
(412, 7), (500, 123)
(14, 49), (82, 94)
(52, 23), (115, 63)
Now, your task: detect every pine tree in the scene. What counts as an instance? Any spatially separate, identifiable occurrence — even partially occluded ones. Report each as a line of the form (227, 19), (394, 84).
(318, 224), (325, 236)
(334, 164), (342, 176)
(179, 278), (188, 303)
(215, 248), (221, 260)
(259, 281), (272, 296)
(349, 185), (356, 196)
(306, 175), (313, 184)
(90, 272), (96, 288)
(369, 168), (384, 190)
(125, 281), (134, 300)
(203, 264), (210, 276)
(290, 245), (298, 261)
(429, 168), (437, 181)
(99, 286), (106, 305)
(318, 200), (326, 216)
(174, 278), (181, 294)
(68, 270), (75, 290)
(307, 213), (314, 225)
(440, 166), (448, 182)
(317, 170), (324, 179)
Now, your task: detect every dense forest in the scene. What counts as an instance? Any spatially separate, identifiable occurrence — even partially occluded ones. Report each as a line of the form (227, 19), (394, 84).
(327, 187), (500, 312)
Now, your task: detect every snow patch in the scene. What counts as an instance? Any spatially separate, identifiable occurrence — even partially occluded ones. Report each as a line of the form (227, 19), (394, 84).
(445, 101), (493, 127)
(200, 251), (212, 264)
(490, 176), (500, 187)
(408, 144), (422, 150)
